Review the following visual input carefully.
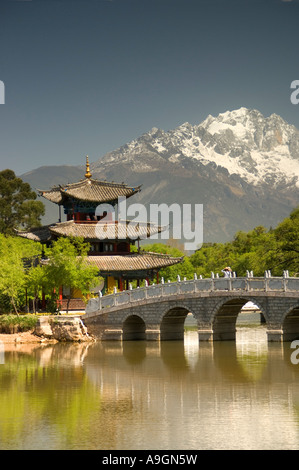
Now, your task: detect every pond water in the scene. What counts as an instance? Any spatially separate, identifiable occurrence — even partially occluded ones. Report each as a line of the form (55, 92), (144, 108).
(0, 312), (298, 450)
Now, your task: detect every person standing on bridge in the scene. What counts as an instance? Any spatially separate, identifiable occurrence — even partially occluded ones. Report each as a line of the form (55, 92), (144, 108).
(221, 267), (232, 277)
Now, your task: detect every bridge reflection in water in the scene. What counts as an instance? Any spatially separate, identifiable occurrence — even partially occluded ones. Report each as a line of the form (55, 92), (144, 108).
(82, 328), (299, 450)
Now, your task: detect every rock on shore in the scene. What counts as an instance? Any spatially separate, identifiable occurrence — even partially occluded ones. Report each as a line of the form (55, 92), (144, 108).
(34, 316), (92, 342)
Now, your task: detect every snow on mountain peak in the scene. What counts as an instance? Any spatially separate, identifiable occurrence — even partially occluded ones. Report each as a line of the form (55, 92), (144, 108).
(97, 108), (299, 188)
(182, 107), (299, 187)
(200, 107), (261, 139)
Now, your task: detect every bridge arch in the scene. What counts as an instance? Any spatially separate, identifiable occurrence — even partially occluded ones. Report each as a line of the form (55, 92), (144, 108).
(160, 305), (194, 341)
(122, 314), (146, 341)
(281, 302), (299, 341)
(210, 297), (267, 341)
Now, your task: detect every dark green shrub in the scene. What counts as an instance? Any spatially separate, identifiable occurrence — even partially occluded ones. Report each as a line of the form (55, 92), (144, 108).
(0, 314), (38, 333)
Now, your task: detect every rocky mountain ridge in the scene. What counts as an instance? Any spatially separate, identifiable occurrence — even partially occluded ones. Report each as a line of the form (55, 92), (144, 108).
(21, 108), (299, 245)
(94, 107), (299, 189)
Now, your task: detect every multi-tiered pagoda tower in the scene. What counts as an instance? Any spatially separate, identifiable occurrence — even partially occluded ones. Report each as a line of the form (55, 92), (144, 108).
(18, 157), (182, 309)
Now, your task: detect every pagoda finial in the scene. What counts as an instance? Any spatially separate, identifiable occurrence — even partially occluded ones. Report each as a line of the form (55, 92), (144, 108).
(85, 155), (92, 179)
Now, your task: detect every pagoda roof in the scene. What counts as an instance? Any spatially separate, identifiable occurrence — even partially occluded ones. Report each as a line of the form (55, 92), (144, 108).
(17, 219), (166, 242)
(16, 225), (54, 243)
(86, 252), (183, 273)
(50, 220), (165, 240)
(38, 178), (141, 205)
(39, 251), (183, 274)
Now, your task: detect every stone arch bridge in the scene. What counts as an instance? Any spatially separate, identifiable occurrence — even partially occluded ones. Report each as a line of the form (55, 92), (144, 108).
(83, 276), (299, 342)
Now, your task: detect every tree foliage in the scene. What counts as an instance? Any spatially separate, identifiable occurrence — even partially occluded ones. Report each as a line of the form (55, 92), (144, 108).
(139, 242), (195, 281)
(0, 235), (42, 314)
(0, 169), (45, 235)
(144, 207), (299, 279)
(43, 237), (100, 312)
(273, 207), (299, 275)
(190, 210), (299, 277)
(0, 235), (100, 314)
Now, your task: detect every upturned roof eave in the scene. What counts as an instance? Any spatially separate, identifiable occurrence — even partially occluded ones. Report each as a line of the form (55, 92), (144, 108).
(86, 252), (183, 272)
(37, 181), (142, 205)
(39, 252), (183, 272)
(48, 219), (168, 240)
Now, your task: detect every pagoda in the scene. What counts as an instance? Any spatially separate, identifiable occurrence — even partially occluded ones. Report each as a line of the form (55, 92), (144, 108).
(18, 157), (183, 309)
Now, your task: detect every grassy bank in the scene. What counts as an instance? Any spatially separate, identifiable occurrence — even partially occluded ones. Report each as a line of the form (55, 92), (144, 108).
(0, 314), (39, 334)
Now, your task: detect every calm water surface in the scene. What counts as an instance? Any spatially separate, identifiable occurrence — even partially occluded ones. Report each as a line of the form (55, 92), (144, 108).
(0, 313), (298, 450)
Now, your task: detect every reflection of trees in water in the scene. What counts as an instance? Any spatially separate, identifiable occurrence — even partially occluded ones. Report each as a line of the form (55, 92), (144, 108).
(0, 343), (131, 450)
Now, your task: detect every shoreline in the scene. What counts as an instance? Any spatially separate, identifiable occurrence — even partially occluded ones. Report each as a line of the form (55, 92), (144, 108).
(0, 310), (262, 345)
(0, 331), (56, 344)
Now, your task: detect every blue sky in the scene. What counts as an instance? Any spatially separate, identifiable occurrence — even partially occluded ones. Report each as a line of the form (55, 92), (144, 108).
(0, 0), (299, 175)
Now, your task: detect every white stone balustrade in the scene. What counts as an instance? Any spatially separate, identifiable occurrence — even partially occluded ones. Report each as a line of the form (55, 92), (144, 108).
(85, 275), (299, 314)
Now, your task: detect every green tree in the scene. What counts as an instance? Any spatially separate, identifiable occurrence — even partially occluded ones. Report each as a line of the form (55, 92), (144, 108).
(0, 236), (25, 314)
(190, 226), (278, 278)
(139, 242), (195, 282)
(273, 207), (299, 275)
(43, 237), (100, 313)
(25, 265), (47, 314)
(0, 235), (42, 314)
(0, 169), (45, 235)
(189, 241), (235, 277)
(231, 226), (277, 276)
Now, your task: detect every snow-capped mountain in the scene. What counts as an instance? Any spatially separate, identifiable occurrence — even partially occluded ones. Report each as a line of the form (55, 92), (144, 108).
(95, 107), (299, 189)
(22, 108), (299, 244)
